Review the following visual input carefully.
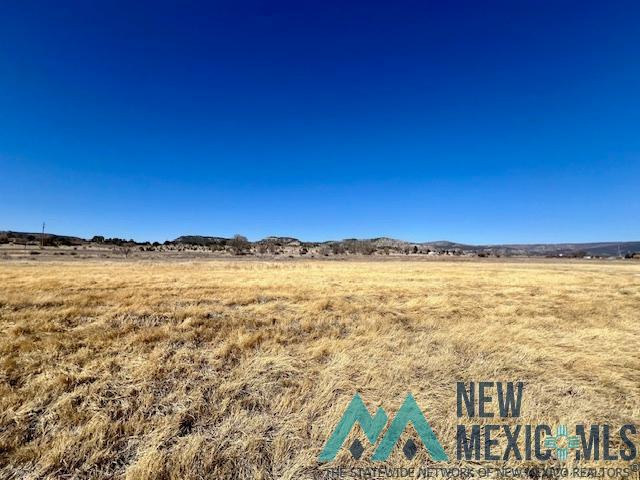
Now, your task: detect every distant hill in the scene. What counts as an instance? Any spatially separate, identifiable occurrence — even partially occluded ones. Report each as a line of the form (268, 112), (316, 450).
(2, 230), (639, 257)
(0, 230), (85, 246)
(256, 236), (303, 246)
(173, 235), (228, 246)
(472, 241), (640, 257)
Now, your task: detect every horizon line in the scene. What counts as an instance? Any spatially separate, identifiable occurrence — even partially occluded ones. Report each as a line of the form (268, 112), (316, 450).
(1, 228), (638, 247)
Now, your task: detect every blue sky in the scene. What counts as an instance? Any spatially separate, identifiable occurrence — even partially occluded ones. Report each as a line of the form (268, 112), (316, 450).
(1, 1), (639, 243)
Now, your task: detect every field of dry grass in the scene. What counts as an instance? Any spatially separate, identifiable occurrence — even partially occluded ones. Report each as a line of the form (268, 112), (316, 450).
(0, 259), (639, 479)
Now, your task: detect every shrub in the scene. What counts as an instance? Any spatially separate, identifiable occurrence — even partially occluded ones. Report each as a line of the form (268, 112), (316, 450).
(230, 235), (250, 255)
(115, 246), (133, 258)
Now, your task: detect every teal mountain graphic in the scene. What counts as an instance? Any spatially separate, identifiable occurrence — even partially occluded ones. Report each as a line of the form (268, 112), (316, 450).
(319, 393), (448, 462)
(319, 393), (387, 462)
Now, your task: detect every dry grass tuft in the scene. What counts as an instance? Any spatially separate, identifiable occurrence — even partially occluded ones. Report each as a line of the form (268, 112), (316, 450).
(0, 260), (639, 478)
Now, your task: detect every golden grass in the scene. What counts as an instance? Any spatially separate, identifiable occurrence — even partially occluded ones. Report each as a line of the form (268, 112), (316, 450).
(0, 260), (639, 479)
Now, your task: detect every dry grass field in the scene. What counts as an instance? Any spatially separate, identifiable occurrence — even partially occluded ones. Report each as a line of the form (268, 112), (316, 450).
(0, 259), (639, 479)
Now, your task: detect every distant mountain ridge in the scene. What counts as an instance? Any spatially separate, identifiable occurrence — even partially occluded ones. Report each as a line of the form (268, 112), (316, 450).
(2, 230), (639, 257)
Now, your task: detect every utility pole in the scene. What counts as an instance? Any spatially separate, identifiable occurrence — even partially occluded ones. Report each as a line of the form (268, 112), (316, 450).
(41, 222), (45, 248)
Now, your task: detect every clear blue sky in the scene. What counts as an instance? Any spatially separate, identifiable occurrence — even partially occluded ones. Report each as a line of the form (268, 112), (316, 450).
(1, 1), (638, 243)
